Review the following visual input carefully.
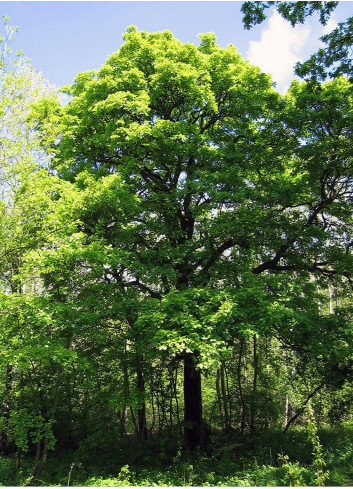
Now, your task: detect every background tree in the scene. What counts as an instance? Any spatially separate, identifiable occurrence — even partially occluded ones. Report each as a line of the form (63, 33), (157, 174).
(0, 16), (68, 474)
(241, 1), (353, 83)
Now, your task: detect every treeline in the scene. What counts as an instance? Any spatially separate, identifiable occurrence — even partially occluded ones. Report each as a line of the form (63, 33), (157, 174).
(0, 3), (353, 481)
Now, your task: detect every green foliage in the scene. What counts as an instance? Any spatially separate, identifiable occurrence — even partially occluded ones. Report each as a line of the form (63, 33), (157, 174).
(0, 18), (56, 197)
(241, 1), (353, 83)
(1, 17), (353, 485)
(241, 1), (338, 29)
(86, 465), (133, 486)
(306, 405), (329, 486)
(1, 424), (352, 486)
(296, 16), (353, 82)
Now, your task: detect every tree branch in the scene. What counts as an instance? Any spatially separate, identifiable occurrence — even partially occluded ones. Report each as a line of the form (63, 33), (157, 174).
(283, 382), (326, 433)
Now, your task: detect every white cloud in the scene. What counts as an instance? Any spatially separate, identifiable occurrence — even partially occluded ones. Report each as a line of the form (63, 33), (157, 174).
(321, 16), (338, 35)
(247, 12), (311, 93)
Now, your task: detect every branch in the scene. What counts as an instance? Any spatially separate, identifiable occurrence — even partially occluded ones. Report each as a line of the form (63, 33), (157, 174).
(283, 382), (326, 433)
(125, 278), (161, 299)
(252, 244), (290, 275)
(196, 239), (234, 276)
(252, 194), (336, 276)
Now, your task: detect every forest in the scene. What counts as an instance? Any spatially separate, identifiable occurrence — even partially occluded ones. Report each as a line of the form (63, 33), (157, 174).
(1, 1), (353, 486)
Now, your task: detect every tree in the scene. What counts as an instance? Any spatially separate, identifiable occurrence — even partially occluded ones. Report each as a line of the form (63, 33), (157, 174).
(35, 27), (284, 449)
(0, 15), (55, 198)
(0, 17), (68, 473)
(34, 27), (353, 451)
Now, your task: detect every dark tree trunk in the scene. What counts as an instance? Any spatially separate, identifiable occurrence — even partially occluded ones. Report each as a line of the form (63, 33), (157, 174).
(137, 370), (148, 441)
(121, 339), (129, 436)
(250, 335), (258, 434)
(183, 352), (203, 450)
(237, 338), (246, 435)
(1, 365), (12, 454)
(16, 372), (24, 471)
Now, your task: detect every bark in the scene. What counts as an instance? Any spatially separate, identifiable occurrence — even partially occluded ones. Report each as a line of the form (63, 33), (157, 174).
(121, 339), (129, 435)
(15, 448), (22, 472)
(237, 339), (246, 435)
(1, 365), (12, 453)
(284, 351), (290, 429)
(250, 335), (258, 434)
(150, 381), (156, 433)
(183, 352), (203, 450)
(16, 371), (24, 471)
(129, 406), (139, 435)
(137, 370), (148, 441)
(225, 367), (232, 428)
(30, 371), (43, 478)
(32, 440), (41, 476)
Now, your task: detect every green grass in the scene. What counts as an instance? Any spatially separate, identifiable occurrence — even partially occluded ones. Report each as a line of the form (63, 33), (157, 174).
(1, 422), (352, 486)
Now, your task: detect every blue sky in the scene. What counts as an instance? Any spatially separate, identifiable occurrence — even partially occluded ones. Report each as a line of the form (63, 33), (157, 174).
(1, 1), (353, 92)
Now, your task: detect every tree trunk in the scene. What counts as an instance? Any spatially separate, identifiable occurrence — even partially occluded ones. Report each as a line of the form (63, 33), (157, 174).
(34, 436), (48, 478)
(183, 352), (203, 450)
(173, 363), (183, 440)
(30, 373), (60, 479)
(137, 370), (148, 441)
(328, 286), (334, 314)
(285, 394), (290, 427)
(216, 367), (224, 429)
(220, 365), (230, 432)
(250, 335), (258, 434)
(150, 381), (156, 433)
(16, 448), (22, 472)
(16, 371), (24, 471)
(121, 338), (129, 435)
(225, 366), (232, 430)
(237, 338), (246, 435)
(283, 382), (325, 433)
(32, 440), (41, 477)
(1, 365), (12, 453)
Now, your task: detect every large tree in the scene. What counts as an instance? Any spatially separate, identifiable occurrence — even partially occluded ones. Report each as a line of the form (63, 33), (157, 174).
(35, 27), (353, 450)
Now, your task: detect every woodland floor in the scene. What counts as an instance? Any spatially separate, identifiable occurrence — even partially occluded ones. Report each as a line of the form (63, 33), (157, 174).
(1, 423), (353, 486)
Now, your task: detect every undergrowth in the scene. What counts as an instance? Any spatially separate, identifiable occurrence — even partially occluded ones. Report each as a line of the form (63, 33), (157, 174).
(0, 421), (352, 486)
